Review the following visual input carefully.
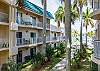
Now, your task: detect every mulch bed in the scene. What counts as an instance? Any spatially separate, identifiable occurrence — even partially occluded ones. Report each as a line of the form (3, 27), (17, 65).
(32, 61), (52, 71)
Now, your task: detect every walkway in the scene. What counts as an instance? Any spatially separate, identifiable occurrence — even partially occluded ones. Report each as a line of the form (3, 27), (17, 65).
(51, 58), (67, 71)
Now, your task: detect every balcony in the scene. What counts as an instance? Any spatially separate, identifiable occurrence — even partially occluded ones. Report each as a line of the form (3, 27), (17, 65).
(17, 17), (36, 27)
(16, 38), (31, 46)
(37, 21), (43, 28)
(0, 12), (9, 23)
(46, 24), (50, 30)
(0, 42), (9, 51)
(46, 36), (50, 42)
(93, 40), (100, 59)
(37, 37), (43, 44)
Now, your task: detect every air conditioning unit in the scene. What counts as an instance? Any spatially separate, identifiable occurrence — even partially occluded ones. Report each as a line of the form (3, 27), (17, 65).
(10, 22), (18, 31)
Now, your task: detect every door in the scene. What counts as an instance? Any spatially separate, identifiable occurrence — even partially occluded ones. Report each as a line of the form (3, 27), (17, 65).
(30, 32), (36, 44)
(16, 32), (22, 45)
(17, 50), (22, 63)
(30, 47), (36, 58)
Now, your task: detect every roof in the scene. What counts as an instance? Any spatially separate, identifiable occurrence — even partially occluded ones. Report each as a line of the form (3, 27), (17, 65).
(21, 0), (54, 19)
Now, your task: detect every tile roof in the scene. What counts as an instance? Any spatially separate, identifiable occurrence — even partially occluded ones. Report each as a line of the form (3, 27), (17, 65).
(22, 0), (54, 19)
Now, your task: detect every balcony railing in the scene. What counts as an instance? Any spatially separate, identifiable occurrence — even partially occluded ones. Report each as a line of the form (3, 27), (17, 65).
(37, 22), (43, 28)
(30, 38), (37, 44)
(16, 38), (38, 46)
(93, 40), (100, 59)
(46, 36), (50, 41)
(92, 1), (100, 10)
(16, 38), (31, 46)
(0, 12), (9, 23)
(0, 42), (9, 49)
(17, 17), (36, 26)
(37, 37), (43, 43)
(46, 24), (50, 29)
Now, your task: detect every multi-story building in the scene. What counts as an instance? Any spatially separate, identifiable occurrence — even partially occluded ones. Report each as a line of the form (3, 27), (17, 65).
(91, 0), (100, 70)
(0, 0), (65, 70)
(50, 24), (65, 47)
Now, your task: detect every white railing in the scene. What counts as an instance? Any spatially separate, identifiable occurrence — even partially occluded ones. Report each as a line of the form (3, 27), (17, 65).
(93, 40), (100, 59)
(93, 2), (100, 10)
(16, 38), (37, 46)
(16, 38), (31, 46)
(37, 21), (43, 28)
(46, 24), (50, 29)
(0, 42), (9, 49)
(0, 12), (8, 23)
(17, 17), (36, 26)
(46, 36), (50, 41)
(37, 37), (43, 43)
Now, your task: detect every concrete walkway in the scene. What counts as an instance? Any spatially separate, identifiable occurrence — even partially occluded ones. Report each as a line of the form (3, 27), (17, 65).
(51, 58), (66, 71)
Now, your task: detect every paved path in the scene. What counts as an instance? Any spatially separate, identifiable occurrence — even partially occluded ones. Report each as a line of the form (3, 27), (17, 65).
(51, 58), (66, 71)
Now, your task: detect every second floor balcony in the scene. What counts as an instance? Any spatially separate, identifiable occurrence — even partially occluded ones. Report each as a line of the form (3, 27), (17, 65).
(16, 38), (31, 46)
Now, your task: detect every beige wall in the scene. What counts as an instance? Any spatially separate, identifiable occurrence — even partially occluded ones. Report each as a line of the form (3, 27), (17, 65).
(0, 25), (9, 42)
(0, 50), (9, 70)
(22, 48), (30, 62)
(0, 1), (9, 14)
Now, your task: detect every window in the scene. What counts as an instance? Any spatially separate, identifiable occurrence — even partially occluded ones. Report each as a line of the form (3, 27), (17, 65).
(16, 32), (22, 38)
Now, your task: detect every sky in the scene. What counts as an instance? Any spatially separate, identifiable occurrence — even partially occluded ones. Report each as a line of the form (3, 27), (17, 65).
(29, 0), (94, 33)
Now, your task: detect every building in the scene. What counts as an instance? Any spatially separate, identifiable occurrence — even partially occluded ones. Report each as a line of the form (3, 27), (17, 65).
(0, 0), (65, 70)
(91, 0), (100, 70)
(50, 24), (65, 47)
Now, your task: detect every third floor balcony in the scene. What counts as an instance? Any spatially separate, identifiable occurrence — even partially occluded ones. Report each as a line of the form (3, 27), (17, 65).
(0, 12), (9, 23)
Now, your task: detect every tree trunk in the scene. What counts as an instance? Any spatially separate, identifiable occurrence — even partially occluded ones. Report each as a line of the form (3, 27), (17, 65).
(86, 25), (87, 47)
(43, 0), (47, 55)
(80, 7), (83, 49)
(65, 0), (71, 71)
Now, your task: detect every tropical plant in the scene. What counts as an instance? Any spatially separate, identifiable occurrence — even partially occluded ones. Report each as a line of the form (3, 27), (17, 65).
(87, 31), (94, 38)
(82, 7), (94, 46)
(32, 53), (45, 68)
(46, 44), (54, 61)
(2, 59), (22, 71)
(55, 3), (79, 25)
(74, 0), (87, 49)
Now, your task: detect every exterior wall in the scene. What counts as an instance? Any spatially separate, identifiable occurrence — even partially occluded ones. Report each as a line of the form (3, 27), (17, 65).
(0, 50), (9, 70)
(22, 48), (30, 62)
(0, 1), (9, 14)
(0, 25), (9, 42)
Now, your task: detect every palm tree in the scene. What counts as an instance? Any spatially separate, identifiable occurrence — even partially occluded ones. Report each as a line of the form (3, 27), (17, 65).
(42, 0), (47, 55)
(64, 0), (71, 70)
(74, 0), (87, 48)
(55, 0), (79, 70)
(82, 7), (94, 46)
(55, 6), (64, 27)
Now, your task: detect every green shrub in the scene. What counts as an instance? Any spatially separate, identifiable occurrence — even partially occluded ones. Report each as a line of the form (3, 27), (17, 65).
(5, 59), (22, 71)
(46, 44), (54, 61)
(32, 53), (45, 68)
